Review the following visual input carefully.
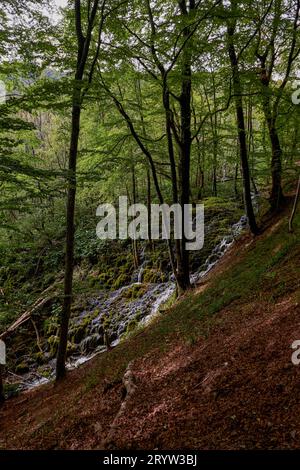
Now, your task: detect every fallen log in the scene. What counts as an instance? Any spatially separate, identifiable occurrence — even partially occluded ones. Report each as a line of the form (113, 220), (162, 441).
(0, 284), (56, 341)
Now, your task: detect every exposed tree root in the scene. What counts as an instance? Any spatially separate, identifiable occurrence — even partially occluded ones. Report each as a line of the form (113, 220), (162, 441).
(103, 361), (137, 449)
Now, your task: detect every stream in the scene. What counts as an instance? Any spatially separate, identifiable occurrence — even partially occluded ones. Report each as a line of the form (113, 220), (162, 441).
(15, 212), (250, 392)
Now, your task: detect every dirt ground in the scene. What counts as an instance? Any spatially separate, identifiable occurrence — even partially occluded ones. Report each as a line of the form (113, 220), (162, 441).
(1, 209), (300, 450)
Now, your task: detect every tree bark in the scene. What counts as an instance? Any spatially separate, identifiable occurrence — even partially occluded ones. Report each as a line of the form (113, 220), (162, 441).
(268, 121), (284, 209)
(131, 165), (139, 269)
(56, 93), (81, 381)
(226, 12), (259, 235)
(176, 0), (194, 291)
(146, 168), (153, 250)
(56, 0), (100, 381)
(289, 175), (300, 233)
(259, 68), (284, 210)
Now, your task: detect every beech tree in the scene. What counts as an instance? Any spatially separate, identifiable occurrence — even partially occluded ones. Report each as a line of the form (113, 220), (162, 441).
(223, 0), (259, 234)
(95, 0), (223, 292)
(56, 0), (104, 381)
(254, 0), (300, 210)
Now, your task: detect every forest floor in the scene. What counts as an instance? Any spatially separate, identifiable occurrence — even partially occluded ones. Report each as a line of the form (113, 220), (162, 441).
(1, 201), (300, 450)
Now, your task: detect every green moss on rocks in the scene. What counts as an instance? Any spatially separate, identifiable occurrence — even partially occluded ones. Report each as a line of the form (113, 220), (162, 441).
(15, 362), (30, 374)
(143, 268), (166, 284)
(123, 284), (147, 301)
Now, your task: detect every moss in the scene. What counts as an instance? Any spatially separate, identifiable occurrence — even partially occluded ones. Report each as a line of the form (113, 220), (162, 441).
(102, 310), (114, 329)
(71, 323), (88, 344)
(125, 318), (139, 334)
(84, 373), (99, 392)
(143, 268), (166, 284)
(44, 316), (59, 336)
(159, 290), (177, 313)
(15, 362), (30, 374)
(112, 273), (129, 290)
(48, 335), (59, 358)
(34, 351), (45, 365)
(67, 341), (77, 355)
(37, 367), (52, 379)
(123, 284), (147, 301)
(4, 383), (20, 398)
(70, 309), (100, 344)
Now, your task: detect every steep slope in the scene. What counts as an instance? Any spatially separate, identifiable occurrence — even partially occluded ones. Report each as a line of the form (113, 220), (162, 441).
(0, 206), (300, 450)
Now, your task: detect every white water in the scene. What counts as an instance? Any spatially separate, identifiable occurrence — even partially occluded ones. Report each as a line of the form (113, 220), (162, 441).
(17, 213), (249, 391)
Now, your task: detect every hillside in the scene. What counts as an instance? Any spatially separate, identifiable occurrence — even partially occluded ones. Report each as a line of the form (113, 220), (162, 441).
(1, 204), (299, 450)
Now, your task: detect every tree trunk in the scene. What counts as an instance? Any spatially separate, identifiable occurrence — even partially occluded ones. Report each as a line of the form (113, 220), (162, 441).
(56, 97), (81, 381)
(269, 123), (284, 209)
(177, 0), (194, 292)
(146, 168), (153, 250)
(56, 0), (100, 381)
(289, 175), (300, 232)
(131, 165), (139, 269)
(234, 162), (239, 200)
(258, 63), (285, 210)
(226, 18), (259, 235)
(261, 81), (284, 209)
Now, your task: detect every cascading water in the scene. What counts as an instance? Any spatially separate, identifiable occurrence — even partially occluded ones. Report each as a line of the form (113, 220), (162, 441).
(17, 212), (251, 391)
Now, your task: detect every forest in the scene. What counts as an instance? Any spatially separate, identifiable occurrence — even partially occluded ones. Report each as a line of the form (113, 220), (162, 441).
(0, 0), (300, 457)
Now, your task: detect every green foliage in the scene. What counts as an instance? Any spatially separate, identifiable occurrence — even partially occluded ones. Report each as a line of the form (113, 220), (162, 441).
(0, 0), (299, 385)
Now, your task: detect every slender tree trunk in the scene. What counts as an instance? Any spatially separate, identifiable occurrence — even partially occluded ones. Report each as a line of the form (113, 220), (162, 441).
(234, 162), (239, 200)
(56, 94), (81, 381)
(247, 97), (258, 195)
(203, 83), (218, 197)
(289, 175), (300, 232)
(56, 0), (100, 381)
(162, 87), (183, 280)
(212, 168), (217, 197)
(193, 105), (204, 200)
(226, 17), (259, 235)
(146, 168), (153, 250)
(135, 80), (154, 251)
(132, 165), (139, 269)
(176, 0), (195, 292)
(212, 77), (218, 197)
(260, 77), (284, 209)
(268, 122), (284, 209)
(257, 57), (285, 209)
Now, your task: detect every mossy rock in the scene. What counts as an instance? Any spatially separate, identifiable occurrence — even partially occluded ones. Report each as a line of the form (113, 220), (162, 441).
(143, 268), (166, 284)
(48, 335), (59, 358)
(125, 318), (138, 334)
(71, 323), (87, 344)
(102, 310), (114, 329)
(34, 351), (46, 365)
(112, 273), (129, 290)
(44, 315), (59, 336)
(15, 362), (30, 374)
(37, 366), (52, 379)
(93, 271), (114, 288)
(123, 284), (147, 301)
(67, 341), (77, 355)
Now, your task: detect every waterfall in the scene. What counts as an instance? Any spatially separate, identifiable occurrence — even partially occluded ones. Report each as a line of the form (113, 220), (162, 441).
(18, 213), (249, 391)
